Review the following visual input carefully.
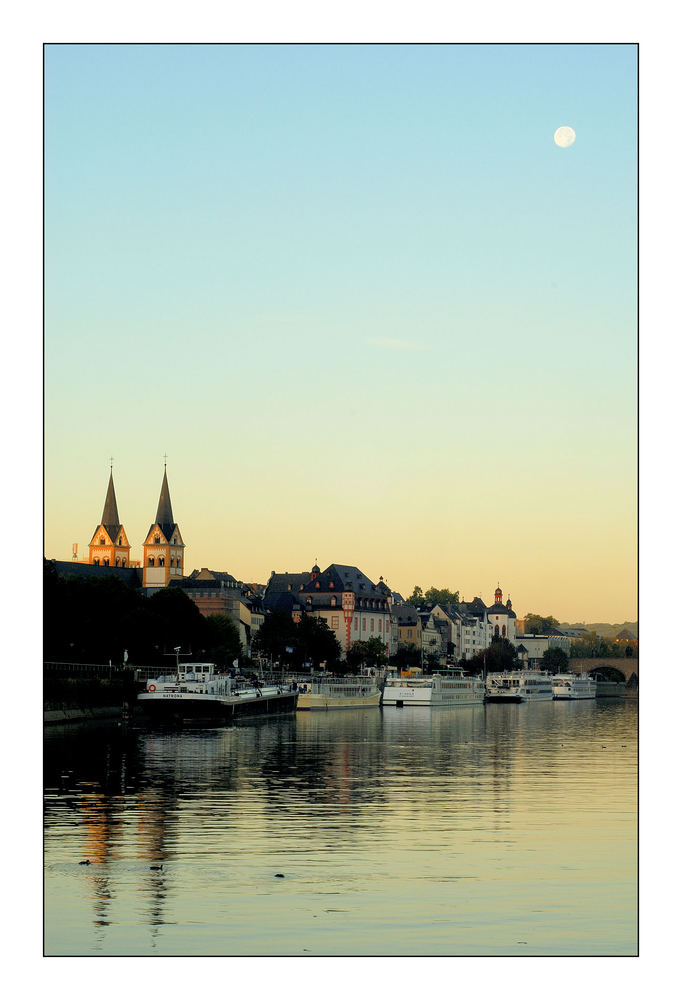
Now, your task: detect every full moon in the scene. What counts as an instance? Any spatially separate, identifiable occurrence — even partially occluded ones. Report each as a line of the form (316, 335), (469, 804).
(554, 126), (576, 148)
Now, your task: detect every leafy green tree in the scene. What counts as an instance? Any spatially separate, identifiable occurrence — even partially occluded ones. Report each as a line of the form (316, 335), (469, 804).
(541, 647), (569, 674)
(568, 632), (624, 658)
(252, 611), (298, 661)
(524, 613), (561, 634)
(147, 587), (209, 662)
(346, 637), (387, 672)
(204, 614), (242, 669)
(424, 587), (460, 606)
(467, 636), (518, 674)
(296, 615), (342, 670)
(406, 585), (460, 607)
(253, 613), (341, 671)
(389, 643), (421, 670)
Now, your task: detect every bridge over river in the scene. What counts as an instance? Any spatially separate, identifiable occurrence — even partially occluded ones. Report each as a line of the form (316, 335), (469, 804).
(571, 657), (639, 687)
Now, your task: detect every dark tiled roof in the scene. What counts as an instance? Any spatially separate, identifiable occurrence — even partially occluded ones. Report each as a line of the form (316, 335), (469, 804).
(301, 563), (378, 595)
(487, 603), (517, 618)
(263, 572), (310, 611)
(394, 607), (419, 626)
(188, 568), (239, 584)
(265, 591), (304, 614)
(465, 597), (488, 615)
(52, 560), (142, 587)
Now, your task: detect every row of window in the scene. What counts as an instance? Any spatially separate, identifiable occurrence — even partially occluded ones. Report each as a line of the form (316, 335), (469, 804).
(147, 557), (182, 567)
(327, 616), (385, 633)
(306, 595), (388, 609)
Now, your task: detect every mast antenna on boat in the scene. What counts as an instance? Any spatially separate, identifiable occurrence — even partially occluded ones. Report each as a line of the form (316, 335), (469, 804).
(164, 646), (188, 677)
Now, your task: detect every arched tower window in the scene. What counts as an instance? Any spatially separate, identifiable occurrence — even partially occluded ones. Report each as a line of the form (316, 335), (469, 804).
(502, 624), (506, 637)
(494, 625), (500, 637)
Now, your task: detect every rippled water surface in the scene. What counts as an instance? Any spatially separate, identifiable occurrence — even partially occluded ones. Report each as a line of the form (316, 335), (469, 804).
(44, 700), (637, 955)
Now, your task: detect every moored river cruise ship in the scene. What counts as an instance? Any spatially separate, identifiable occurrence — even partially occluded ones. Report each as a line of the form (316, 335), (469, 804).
(295, 676), (381, 710)
(485, 669), (554, 703)
(381, 672), (485, 707)
(137, 663), (298, 722)
(552, 673), (596, 700)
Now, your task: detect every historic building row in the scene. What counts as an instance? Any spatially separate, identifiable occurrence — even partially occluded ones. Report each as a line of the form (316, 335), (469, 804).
(60, 466), (524, 665)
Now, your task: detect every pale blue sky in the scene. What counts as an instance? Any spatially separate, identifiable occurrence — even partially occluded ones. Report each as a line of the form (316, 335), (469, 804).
(44, 44), (637, 620)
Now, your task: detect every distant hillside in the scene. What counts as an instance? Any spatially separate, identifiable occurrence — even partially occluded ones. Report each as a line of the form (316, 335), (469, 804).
(560, 621), (638, 639)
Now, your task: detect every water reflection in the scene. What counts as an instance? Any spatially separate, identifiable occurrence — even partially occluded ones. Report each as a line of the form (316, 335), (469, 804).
(44, 702), (637, 956)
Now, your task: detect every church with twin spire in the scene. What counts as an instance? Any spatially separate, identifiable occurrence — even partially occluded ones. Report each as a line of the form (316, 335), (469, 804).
(87, 463), (184, 591)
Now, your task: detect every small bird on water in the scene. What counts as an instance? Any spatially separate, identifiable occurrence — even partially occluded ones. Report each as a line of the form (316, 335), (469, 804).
(275, 873), (285, 878)
(78, 860), (91, 865)
(150, 864), (163, 871)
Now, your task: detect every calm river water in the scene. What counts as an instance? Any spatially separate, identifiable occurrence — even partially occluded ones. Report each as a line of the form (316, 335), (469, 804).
(44, 699), (637, 956)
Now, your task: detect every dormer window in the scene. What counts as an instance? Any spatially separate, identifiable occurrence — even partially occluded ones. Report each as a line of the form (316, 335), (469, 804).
(329, 581), (335, 589)
(315, 581), (320, 589)
(154, 535), (160, 544)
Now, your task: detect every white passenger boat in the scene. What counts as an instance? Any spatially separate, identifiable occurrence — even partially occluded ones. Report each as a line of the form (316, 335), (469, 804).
(552, 673), (596, 700)
(137, 662), (298, 722)
(485, 669), (554, 703)
(295, 676), (381, 710)
(381, 671), (485, 707)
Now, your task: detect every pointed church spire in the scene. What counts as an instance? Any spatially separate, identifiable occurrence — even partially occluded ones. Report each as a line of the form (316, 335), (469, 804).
(101, 467), (121, 535)
(154, 465), (175, 536)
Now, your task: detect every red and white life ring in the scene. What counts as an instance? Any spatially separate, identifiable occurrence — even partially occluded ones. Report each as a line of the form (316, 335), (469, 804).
(148, 683), (156, 693)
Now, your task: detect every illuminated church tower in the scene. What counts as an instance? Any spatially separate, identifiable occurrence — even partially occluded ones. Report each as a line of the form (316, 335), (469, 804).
(88, 466), (131, 567)
(142, 464), (185, 589)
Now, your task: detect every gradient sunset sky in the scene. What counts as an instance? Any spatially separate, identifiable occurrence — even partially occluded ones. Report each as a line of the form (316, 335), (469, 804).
(44, 43), (637, 623)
